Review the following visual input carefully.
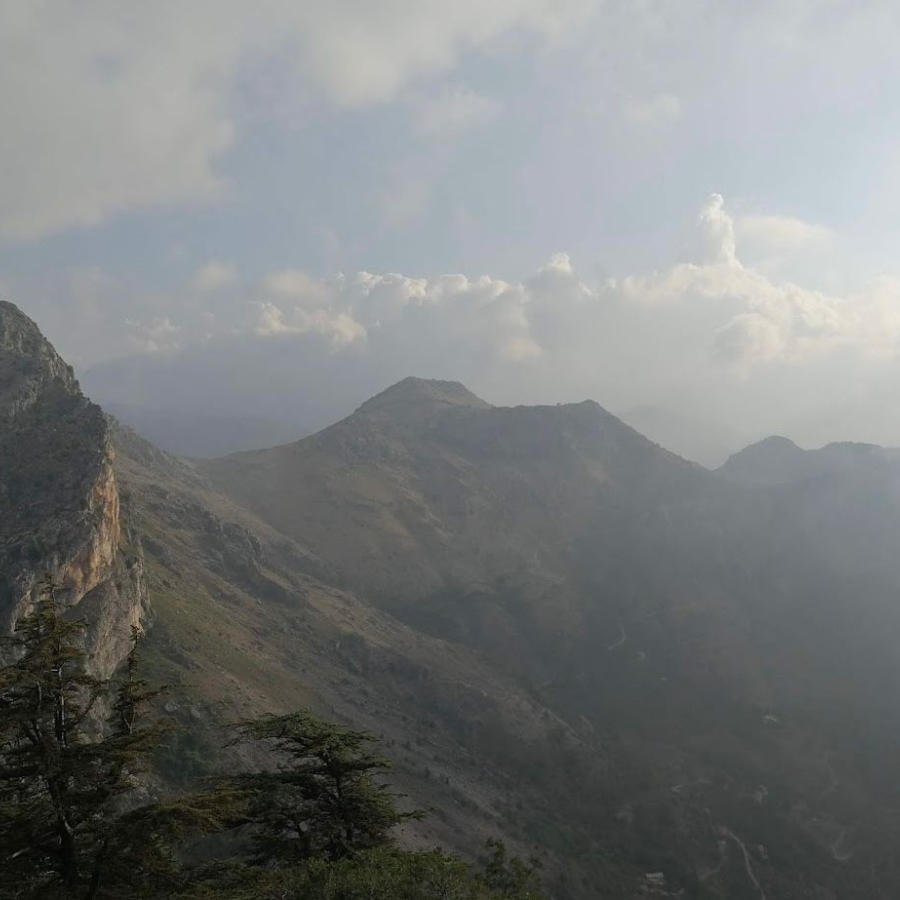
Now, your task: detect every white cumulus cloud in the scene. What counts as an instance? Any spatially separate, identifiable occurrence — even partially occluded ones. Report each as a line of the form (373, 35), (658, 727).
(0, 0), (595, 240)
(16, 191), (896, 455)
(77, 194), (900, 382)
(127, 316), (182, 354)
(736, 214), (835, 254)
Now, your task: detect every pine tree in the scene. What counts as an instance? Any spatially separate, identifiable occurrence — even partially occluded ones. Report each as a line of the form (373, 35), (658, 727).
(0, 583), (545, 899)
(184, 713), (545, 900)
(0, 579), (235, 899)
(0, 576), (110, 896)
(80, 627), (187, 897)
(226, 711), (419, 865)
(477, 839), (543, 899)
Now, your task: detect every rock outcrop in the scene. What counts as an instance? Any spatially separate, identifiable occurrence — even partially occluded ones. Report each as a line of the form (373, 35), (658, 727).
(0, 300), (146, 675)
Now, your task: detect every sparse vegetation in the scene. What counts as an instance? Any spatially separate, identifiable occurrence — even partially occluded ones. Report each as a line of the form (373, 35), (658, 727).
(0, 580), (546, 899)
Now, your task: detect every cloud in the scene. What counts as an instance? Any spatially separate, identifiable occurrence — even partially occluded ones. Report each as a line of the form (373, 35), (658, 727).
(289, 2), (595, 107)
(613, 196), (899, 373)
(0, 4), (234, 240)
(378, 177), (435, 228)
(77, 193), (900, 379)
(610, 200), (834, 370)
(624, 92), (682, 127)
(413, 86), (500, 139)
(253, 267), (542, 360)
(53, 192), (900, 454)
(253, 275), (367, 346)
(192, 261), (238, 292)
(263, 269), (333, 307)
(0, 1), (594, 240)
(712, 313), (787, 368)
(127, 316), (182, 354)
(688, 193), (738, 267)
(735, 214), (836, 256)
(254, 304), (365, 347)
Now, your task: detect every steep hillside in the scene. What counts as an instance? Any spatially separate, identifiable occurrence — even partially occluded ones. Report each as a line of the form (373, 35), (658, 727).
(9, 319), (900, 898)
(195, 377), (900, 898)
(110, 420), (624, 898)
(0, 302), (145, 675)
(201, 379), (762, 704)
(717, 435), (813, 485)
(201, 378), (709, 606)
(719, 436), (900, 584)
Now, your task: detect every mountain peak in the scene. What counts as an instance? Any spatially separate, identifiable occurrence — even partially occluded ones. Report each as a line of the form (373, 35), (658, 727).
(718, 435), (809, 486)
(0, 301), (144, 679)
(723, 435), (802, 461)
(0, 300), (48, 353)
(0, 300), (78, 420)
(751, 434), (800, 451)
(356, 377), (491, 415)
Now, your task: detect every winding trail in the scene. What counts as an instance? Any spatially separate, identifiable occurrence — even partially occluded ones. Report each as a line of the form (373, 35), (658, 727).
(606, 618), (627, 651)
(820, 754), (853, 862)
(669, 776), (710, 794)
(699, 840), (727, 882)
(723, 828), (766, 900)
(831, 827), (852, 862)
(528, 541), (567, 585)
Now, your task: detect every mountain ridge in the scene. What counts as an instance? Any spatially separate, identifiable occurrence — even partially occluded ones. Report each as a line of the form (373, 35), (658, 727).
(0, 302), (146, 676)
(194, 375), (900, 898)
(8, 304), (900, 896)
(719, 432), (900, 487)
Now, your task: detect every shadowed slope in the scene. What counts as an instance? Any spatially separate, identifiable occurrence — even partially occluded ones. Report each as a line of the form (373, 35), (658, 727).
(0, 301), (145, 675)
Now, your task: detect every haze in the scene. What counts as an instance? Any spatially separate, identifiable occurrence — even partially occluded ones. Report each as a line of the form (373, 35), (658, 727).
(3, 2), (900, 462)
(8, 7), (900, 896)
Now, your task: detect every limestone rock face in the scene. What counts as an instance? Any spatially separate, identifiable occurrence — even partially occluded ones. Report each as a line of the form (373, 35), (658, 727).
(0, 301), (146, 675)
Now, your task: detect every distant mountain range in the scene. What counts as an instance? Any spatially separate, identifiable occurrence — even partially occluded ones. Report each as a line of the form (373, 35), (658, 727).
(719, 433), (900, 485)
(6, 301), (900, 898)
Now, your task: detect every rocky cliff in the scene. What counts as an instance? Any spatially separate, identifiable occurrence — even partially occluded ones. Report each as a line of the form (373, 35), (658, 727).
(0, 301), (146, 675)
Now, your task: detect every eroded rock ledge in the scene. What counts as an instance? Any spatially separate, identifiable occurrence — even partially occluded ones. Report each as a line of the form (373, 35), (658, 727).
(0, 300), (147, 676)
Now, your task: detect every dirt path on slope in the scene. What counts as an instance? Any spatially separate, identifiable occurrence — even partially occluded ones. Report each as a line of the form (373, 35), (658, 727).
(831, 827), (853, 862)
(606, 618), (627, 650)
(723, 828), (766, 900)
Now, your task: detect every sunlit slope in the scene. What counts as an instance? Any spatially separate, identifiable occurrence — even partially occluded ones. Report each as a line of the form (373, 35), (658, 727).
(111, 418), (620, 898)
(193, 376), (900, 898)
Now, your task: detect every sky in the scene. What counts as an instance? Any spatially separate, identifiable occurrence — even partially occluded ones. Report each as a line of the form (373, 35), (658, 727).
(4, 1), (900, 459)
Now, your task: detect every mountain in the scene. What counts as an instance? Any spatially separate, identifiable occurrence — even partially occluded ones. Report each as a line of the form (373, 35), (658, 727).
(109, 411), (603, 893)
(200, 378), (715, 634)
(0, 302), (145, 675)
(719, 434), (900, 486)
(196, 376), (900, 898)
(719, 435), (900, 594)
(8, 306), (900, 898)
(717, 434), (811, 485)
